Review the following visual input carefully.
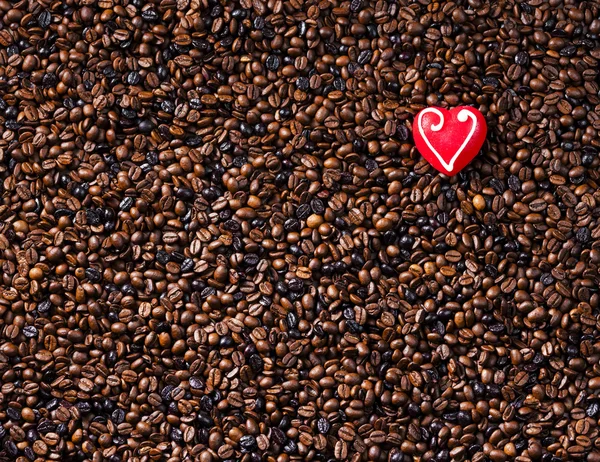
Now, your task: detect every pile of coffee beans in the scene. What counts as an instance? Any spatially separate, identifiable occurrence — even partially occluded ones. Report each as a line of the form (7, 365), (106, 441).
(0, 0), (600, 461)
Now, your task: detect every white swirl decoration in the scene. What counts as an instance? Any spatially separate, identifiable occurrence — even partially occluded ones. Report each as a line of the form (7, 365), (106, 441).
(417, 108), (478, 173)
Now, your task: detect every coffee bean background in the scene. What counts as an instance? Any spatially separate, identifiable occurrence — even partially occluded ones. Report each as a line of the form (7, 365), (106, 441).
(0, 0), (599, 461)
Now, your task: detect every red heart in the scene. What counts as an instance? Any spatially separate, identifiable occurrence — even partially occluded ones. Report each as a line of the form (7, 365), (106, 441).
(413, 106), (487, 176)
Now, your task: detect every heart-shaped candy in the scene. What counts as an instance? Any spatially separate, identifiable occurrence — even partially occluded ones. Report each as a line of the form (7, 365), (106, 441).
(413, 106), (487, 176)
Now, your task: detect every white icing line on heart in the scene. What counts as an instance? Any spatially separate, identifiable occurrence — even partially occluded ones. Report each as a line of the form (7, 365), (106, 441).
(417, 108), (478, 173)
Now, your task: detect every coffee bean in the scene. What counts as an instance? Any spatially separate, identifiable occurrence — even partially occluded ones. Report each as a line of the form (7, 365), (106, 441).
(37, 10), (51, 28)
(22, 326), (37, 338)
(515, 51), (529, 65)
(317, 417), (330, 434)
(189, 376), (203, 390)
(265, 55), (280, 71)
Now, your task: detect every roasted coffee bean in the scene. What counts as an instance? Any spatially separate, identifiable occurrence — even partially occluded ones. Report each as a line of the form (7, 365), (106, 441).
(317, 417), (330, 434)
(189, 376), (203, 390)
(265, 55), (280, 71)
(22, 326), (38, 338)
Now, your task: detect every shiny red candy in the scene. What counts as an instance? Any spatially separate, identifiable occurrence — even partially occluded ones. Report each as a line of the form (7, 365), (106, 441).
(413, 106), (487, 176)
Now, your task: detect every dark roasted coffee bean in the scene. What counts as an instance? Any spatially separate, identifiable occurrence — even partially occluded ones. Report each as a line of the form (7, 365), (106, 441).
(240, 435), (257, 452)
(243, 253), (259, 266)
(189, 376), (203, 389)
(317, 417), (330, 434)
(37, 10), (51, 28)
(22, 326), (38, 338)
(5, 441), (18, 457)
(265, 55), (280, 71)
(156, 250), (170, 265)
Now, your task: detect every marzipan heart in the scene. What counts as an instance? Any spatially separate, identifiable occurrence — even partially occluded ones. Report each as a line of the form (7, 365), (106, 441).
(413, 106), (487, 176)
